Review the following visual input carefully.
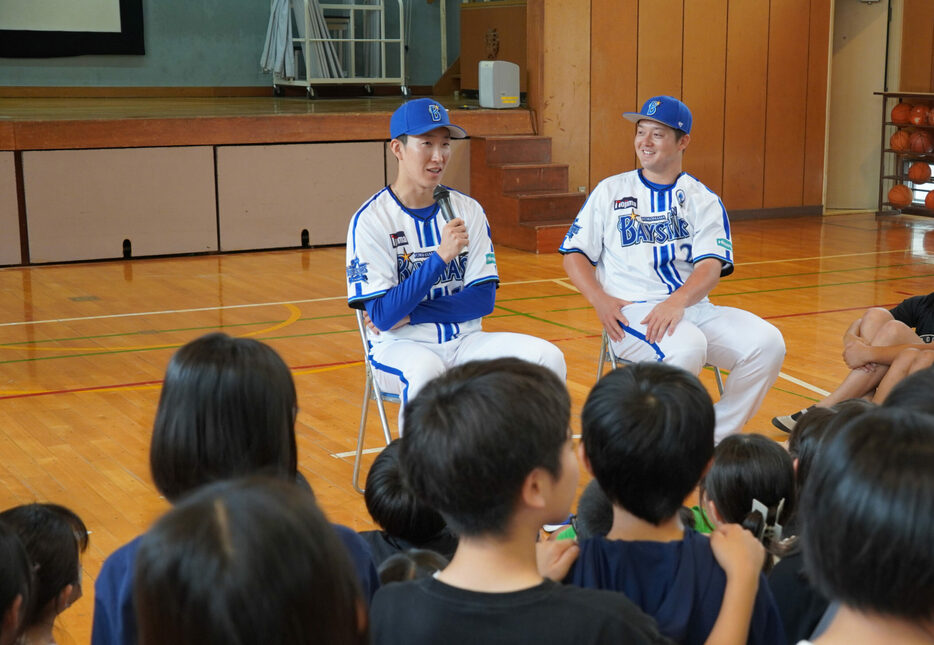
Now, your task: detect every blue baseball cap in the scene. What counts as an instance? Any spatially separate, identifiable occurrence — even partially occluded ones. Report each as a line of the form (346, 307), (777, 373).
(623, 96), (692, 134)
(390, 98), (467, 139)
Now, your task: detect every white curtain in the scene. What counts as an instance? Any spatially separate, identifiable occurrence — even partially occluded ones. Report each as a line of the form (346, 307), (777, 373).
(262, 0), (345, 80)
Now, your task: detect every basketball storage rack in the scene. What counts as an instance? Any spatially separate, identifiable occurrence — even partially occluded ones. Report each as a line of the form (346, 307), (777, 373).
(273, 0), (407, 98)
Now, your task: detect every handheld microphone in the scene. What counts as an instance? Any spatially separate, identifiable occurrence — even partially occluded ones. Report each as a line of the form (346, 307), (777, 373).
(433, 186), (468, 255)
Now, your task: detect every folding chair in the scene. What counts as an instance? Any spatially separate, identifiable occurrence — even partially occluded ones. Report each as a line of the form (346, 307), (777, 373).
(596, 329), (724, 395)
(352, 308), (400, 494)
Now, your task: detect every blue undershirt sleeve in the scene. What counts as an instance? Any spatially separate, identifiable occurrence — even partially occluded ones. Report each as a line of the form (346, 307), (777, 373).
(408, 281), (496, 324)
(364, 252), (447, 330)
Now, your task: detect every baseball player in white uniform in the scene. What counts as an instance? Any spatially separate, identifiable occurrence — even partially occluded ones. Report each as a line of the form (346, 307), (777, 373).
(560, 96), (784, 441)
(346, 99), (566, 421)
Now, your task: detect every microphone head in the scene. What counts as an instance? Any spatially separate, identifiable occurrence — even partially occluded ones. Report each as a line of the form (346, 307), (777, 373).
(433, 185), (450, 202)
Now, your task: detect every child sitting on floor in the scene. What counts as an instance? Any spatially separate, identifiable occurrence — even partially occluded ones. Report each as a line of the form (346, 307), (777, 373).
(371, 358), (767, 645)
(796, 407), (934, 644)
(566, 362), (785, 645)
(700, 433), (796, 572)
(0, 504), (88, 645)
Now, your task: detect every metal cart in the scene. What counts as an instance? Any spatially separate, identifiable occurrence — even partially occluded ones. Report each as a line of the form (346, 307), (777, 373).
(273, 0), (407, 98)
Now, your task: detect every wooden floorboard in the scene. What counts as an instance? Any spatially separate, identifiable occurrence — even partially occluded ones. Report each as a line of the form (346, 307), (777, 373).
(0, 211), (933, 643)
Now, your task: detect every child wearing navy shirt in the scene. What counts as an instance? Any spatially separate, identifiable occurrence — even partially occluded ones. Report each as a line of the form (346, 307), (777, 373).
(566, 362), (785, 645)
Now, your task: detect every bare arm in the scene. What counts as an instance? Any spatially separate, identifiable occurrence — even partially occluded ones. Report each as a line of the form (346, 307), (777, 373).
(641, 258), (722, 344)
(843, 340), (932, 369)
(703, 524), (765, 645)
(563, 253), (632, 342)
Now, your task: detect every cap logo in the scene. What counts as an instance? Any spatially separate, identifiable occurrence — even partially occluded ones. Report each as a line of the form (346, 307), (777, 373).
(646, 100), (660, 116)
(428, 104), (442, 122)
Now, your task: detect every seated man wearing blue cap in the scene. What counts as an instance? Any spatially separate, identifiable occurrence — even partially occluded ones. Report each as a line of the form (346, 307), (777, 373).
(345, 99), (566, 420)
(560, 96), (784, 441)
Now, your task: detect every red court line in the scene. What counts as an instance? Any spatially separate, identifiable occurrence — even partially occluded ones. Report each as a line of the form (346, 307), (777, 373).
(762, 303), (896, 321)
(0, 359), (361, 401)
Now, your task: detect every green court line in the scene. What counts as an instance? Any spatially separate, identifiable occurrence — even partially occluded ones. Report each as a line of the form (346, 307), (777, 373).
(723, 261), (929, 283)
(0, 312), (355, 348)
(492, 305), (592, 335)
(716, 272), (934, 298)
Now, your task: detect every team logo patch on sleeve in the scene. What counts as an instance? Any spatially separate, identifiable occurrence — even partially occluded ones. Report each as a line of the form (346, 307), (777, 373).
(485, 252), (496, 265)
(346, 258), (369, 283)
(717, 238), (733, 251)
(565, 218), (582, 240)
(614, 197), (638, 211)
(390, 231), (409, 248)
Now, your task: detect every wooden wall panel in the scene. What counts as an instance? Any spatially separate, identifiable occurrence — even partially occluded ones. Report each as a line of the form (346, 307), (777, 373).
(217, 142), (385, 252)
(460, 2), (528, 92)
(23, 147), (217, 263)
(637, 0), (684, 103)
(0, 152), (20, 266)
(900, 0), (934, 92)
(803, 0), (832, 206)
(589, 0), (638, 186)
(682, 0), (728, 194)
(542, 0), (590, 192)
(722, 0), (770, 210)
(763, 0), (809, 207)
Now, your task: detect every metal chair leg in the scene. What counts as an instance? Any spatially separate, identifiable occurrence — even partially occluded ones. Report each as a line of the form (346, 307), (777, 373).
(352, 374), (373, 494)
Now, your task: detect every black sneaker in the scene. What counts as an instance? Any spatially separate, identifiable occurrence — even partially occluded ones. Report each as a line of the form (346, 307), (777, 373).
(771, 407), (812, 433)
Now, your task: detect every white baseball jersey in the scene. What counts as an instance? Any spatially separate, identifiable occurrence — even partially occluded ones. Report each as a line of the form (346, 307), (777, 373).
(559, 170), (734, 301)
(346, 186), (499, 345)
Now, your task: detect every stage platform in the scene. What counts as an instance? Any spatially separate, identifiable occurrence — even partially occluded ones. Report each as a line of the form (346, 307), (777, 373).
(0, 96), (535, 150)
(0, 95), (544, 266)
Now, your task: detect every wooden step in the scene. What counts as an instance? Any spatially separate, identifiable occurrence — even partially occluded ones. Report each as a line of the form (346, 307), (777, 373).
(500, 163), (569, 193)
(513, 191), (586, 223)
(482, 136), (552, 164)
(489, 220), (570, 254)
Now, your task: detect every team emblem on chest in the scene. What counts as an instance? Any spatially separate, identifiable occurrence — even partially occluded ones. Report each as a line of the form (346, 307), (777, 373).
(617, 205), (690, 248)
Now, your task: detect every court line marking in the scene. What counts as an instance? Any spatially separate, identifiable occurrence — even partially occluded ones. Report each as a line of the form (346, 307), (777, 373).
(777, 372), (830, 397)
(0, 304), (302, 352)
(0, 248), (917, 329)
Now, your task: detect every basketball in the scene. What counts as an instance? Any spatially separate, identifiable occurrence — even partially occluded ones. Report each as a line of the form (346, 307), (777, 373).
(890, 129), (911, 151)
(908, 161), (932, 183)
(888, 184), (913, 208)
(927, 191), (934, 210)
(910, 131), (934, 154)
(910, 105), (930, 125)
(892, 102), (913, 124)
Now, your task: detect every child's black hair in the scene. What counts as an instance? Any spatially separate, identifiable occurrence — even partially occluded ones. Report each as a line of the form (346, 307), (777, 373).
(134, 477), (366, 645)
(582, 362), (714, 525)
(883, 364), (934, 414)
(149, 333), (298, 502)
(0, 504), (87, 626)
(801, 407), (934, 620)
(0, 520), (32, 645)
(700, 434), (794, 570)
(365, 439), (447, 544)
(401, 358), (570, 537)
(573, 479), (613, 540)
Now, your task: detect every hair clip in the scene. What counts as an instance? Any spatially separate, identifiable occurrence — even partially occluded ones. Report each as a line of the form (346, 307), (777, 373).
(750, 498), (784, 542)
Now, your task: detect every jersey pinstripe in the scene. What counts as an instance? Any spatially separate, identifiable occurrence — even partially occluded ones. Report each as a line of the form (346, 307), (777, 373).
(559, 170), (733, 302)
(346, 186), (499, 345)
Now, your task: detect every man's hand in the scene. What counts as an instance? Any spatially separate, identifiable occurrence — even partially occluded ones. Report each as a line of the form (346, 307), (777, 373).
(593, 292), (631, 342)
(437, 217), (468, 263)
(709, 523), (765, 585)
(535, 538), (580, 581)
(363, 312), (409, 335)
(641, 297), (686, 344)
(843, 339), (873, 369)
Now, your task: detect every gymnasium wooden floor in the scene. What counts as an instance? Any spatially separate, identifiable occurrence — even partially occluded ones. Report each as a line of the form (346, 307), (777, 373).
(1, 210), (932, 642)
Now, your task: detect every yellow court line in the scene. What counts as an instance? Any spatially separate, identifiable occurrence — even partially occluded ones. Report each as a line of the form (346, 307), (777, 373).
(0, 304), (302, 352)
(736, 248), (910, 267)
(0, 356), (361, 398)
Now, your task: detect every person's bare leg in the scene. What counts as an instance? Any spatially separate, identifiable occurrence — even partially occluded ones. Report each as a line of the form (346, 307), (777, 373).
(817, 365), (887, 407)
(853, 308), (896, 343)
(873, 349), (934, 404)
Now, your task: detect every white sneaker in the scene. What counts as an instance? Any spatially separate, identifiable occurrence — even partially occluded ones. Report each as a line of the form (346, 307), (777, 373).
(771, 407), (811, 433)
